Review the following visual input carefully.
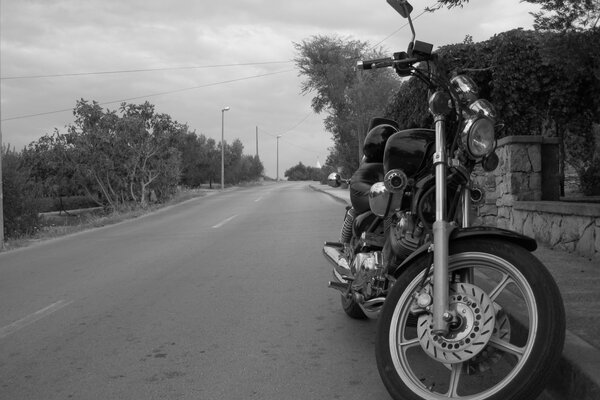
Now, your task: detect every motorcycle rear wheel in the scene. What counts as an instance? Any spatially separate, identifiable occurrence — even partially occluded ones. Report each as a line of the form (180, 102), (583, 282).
(341, 293), (367, 319)
(376, 238), (565, 400)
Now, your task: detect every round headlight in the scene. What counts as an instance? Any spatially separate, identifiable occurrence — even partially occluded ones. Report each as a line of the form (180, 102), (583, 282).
(469, 99), (497, 122)
(450, 75), (479, 104)
(463, 117), (495, 159)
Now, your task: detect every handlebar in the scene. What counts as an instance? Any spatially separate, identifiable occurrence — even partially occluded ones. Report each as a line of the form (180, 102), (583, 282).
(357, 57), (394, 70)
(356, 55), (422, 71)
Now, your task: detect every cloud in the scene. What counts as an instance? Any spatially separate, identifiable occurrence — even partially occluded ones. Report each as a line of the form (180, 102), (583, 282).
(1, 0), (539, 177)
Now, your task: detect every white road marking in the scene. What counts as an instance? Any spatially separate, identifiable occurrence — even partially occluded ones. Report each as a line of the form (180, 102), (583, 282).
(211, 214), (238, 228)
(0, 299), (73, 339)
(254, 196), (263, 202)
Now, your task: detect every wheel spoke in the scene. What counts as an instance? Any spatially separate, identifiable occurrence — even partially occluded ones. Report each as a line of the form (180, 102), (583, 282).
(446, 362), (464, 397)
(488, 273), (513, 302)
(398, 337), (420, 350)
(488, 336), (525, 359)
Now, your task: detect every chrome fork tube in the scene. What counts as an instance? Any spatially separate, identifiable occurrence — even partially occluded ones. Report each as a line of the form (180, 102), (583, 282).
(432, 115), (451, 336)
(461, 186), (471, 228)
(461, 187), (475, 283)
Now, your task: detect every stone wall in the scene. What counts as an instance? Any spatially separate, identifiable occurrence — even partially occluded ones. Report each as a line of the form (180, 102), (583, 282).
(473, 136), (600, 260)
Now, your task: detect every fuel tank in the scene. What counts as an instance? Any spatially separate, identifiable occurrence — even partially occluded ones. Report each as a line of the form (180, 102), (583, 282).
(383, 129), (435, 178)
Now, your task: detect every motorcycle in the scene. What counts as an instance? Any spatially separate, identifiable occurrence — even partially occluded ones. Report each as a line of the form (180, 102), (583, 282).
(322, 1), (565, 399)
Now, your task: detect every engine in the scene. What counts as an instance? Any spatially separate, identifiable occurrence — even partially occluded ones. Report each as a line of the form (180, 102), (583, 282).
(351, 251), (386, 299)
(388, 211), (424, 262)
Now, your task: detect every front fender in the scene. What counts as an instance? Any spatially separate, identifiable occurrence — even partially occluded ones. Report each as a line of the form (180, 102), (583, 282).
(390, 226), (537, 278)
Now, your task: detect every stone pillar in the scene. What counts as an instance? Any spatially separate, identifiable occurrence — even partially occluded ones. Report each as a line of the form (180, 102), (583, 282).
(471, 136), (559, 229)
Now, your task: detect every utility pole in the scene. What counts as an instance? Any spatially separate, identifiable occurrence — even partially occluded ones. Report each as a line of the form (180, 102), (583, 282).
(256, 126), (259, 158)
(0, 128), (4, 249)
(221, 106), (230, 190)
(276, 135), (281, 182)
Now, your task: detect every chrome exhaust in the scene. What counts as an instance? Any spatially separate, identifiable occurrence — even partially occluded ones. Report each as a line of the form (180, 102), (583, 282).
(323, 243), (351, 278)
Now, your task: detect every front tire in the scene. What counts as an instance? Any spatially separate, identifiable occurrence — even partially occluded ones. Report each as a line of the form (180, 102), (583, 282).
(376, 239), (565, 400)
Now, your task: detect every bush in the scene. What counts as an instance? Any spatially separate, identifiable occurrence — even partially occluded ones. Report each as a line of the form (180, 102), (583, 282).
(580, 160), (600, 196)
(2, 147), (42, 238)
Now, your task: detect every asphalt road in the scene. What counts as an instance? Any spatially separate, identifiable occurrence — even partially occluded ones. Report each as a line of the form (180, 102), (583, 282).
(0, 182), (392, 400)
(0, 182), (560, 400)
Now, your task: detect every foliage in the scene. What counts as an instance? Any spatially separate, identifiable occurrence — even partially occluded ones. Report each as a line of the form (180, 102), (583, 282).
(385, 27), (600, 194)
(284, 162), (323, 181)
(528, 0), (600, 31)
(294, 35), (401, 176)
(5, 99), (263, 240)
(2, 145), (41, 237)
(436, 0), (600, 30)
(580, 158), (600, 196)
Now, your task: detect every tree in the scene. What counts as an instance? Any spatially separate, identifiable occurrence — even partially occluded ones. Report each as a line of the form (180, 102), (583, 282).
(117, 102), (184, 206)
(65, 99), (186, 207)
(294, 35), (400, 175)
(528, 0), (600, 31)
(435, 0), (600, 31)
(284, 162), (322, 181)
(2, 145), (41, 237)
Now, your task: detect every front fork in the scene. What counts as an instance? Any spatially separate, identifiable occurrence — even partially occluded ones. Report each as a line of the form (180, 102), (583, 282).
(431, 115), (469, 336)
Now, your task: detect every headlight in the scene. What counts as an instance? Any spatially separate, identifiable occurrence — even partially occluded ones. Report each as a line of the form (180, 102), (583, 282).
(369, 182), (403, 217)
(461, 116), (496, 159)
(469, 99), (497, 121)
(450, 75), (479, 104)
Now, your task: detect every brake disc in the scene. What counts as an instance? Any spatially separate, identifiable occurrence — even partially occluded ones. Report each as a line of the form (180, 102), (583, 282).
(416, 282), (496, 364)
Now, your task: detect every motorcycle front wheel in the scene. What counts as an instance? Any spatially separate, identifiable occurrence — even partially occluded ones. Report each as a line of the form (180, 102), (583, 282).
(376, 238), (565, 400)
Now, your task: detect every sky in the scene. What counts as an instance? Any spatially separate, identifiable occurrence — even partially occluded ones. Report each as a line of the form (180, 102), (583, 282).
(0, 0), (540, 179)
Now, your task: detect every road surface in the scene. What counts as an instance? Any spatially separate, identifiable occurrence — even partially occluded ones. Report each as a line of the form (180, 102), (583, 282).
(0, 181), (560, 399)
(0, 182), (390, 399)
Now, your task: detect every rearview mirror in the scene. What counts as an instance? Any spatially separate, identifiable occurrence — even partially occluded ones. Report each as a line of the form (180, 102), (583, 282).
(327, 173), (342, 188)
(386, 0), (413, 18)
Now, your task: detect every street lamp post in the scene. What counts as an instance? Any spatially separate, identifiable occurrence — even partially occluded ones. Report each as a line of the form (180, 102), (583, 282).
(221, 106), (230, 190)
(276, 135), (281, 182)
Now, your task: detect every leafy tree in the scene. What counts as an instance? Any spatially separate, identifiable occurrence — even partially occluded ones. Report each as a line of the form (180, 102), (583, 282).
(284, 162), (322, 181)
(528, 0), (600, 31)
(435, 0), (599, 31)
(2, 145), (41, 237)
(384, 27), (600, 195)
(294, 35), (400, 175)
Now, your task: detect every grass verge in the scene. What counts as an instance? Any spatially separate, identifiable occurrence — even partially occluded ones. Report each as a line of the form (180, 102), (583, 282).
(2, 188), (215, 252)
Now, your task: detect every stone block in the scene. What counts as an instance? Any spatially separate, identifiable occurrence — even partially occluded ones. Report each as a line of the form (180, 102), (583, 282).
(497, 218), (510, 230)
(532, 213), (552, 243)
(522, 213), (535, 237)
(550, 219), (563, 247)
(576, 224), (596, 257)
(508, 145), (532, 172)
(529, 173), (542, 192)
(512, 210), (527, 232)
(497, 206), (512, 219)
(497, 194), (518, 206)
(479, 204), (498, 217)
(527, 144), (542, 172)
(561, 216), (592, 243)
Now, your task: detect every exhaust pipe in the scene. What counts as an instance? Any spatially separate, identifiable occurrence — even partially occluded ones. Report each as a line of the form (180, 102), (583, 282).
(323, 243), (352, 292)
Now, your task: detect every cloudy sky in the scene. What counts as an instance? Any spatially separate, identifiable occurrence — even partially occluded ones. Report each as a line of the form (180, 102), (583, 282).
(1, 0), (540, 178)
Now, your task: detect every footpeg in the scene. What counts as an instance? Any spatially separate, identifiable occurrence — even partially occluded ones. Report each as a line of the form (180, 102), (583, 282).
(328, 281), (349, 292)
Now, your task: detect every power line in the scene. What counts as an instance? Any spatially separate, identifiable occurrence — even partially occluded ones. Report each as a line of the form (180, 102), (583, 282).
(1, 69), (295, 121)
(0, 60), (294, 81)
(369, 6), (432, 51)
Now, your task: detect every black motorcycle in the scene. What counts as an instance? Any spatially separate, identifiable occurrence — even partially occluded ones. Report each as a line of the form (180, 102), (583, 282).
(323, 1), (565, 399)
